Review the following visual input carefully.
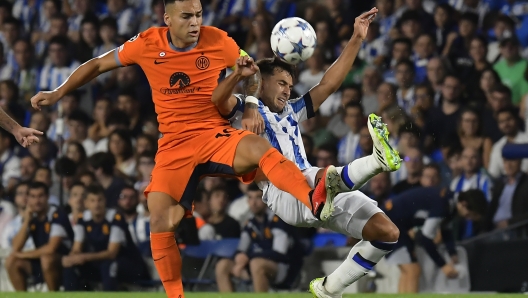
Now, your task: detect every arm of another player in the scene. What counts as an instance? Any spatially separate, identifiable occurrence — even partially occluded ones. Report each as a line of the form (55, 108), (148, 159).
(308, 8), (378, 111)
(0, 108), (42, 147)
(30, 49), (123, 110)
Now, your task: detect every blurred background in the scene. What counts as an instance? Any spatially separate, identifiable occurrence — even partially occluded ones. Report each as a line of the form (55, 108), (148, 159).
(0, 0), (527, 294)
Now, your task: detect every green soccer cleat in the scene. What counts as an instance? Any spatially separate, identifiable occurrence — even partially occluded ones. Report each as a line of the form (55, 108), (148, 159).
(367, 113), (402, 172)
(309, 277), (341, 298)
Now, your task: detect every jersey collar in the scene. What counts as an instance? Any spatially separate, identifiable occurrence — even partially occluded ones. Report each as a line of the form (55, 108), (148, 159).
(166, 31), (198, 52)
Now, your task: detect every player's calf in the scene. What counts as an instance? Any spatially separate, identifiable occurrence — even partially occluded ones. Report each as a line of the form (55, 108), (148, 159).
(40, 254), (62, 291)
(215, 258), (235, 292)
(249, 258), (278, 292)
(5, 255), (31, 291)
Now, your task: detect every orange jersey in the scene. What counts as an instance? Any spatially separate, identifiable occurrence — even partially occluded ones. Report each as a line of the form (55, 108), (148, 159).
(115, 26), (241, 151)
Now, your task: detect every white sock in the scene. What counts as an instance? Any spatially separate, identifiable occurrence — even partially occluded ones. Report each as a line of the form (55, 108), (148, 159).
(324, 240), (396, 295)
(336, 155), (381, 191)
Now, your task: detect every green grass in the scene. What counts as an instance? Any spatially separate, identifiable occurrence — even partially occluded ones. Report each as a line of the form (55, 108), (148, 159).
(0, 293), (525, 298)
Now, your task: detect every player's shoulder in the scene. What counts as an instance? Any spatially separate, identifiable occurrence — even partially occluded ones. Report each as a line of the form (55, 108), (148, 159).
(128, 27), (168, 46)
(199, 26), (234, 47)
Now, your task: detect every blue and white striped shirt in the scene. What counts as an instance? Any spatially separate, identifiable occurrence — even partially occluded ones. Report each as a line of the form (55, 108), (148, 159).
(38, 60), (81, 91)
(128, 211), (151, 257)
(230, 93), (315, 171)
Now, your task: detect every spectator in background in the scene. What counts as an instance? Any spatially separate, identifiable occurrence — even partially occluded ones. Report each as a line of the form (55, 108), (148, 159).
(381, 104), (408, 148)
(38, 36), (80, 92)
(476, 68), (501, 106)
(54, 157), (78, 199)
(0, 184), (16, 245)
(62, 185), (149, 291)
(19, 155), (38, 182)
(116, 89), (143, 137)
(33, 166), (59, 204)
(493, 37), (528, 105)
(337, 102), (365, 165)
(369, 171), (392, 204)
(108, 129), (136, 178)
(227, 182), (251, 227)
(483, 84), (514, 143)
(76, 16), (101, 63)
(2, 39), (38, 104)
(358, 125), (374, 159)
(487, 107), (528, 178)
(193, 188), (215, 241)
(94, 110), (130, 153)
(29, 111), (51, 136)
(0, 182), (34, 250)
(316, 143), (339, 168)
(397, 121), (422, 157)
(487, 15), (516, 63)
(88, 97), (112, 144)
(314, 19), (336, 66)
(488, 158), (528, 230)
(393, 147), (424, 193)
(104, 0), (136, 38)
(376, 0), (397, 38)
(135, 134), (157, 157)
(67, 182), (85, 226)
(466, 36), (491, 99)
(297, 47), (325, 95)
(216, 183), (304, 292)
(28, 134), (54, 167)
(6, 182), (73, 292)
(65, 141), (87, 171)
(432, 4), (456, 53)
(451, 147), (493, 203)
(413, 33), (436, 83)
(376, 82), (397, 114)
(325, 85), (362, 137)
(244, 12), (272, 58)
(397, 11), (423, 42)
(207, 186), (240, 239)
(134, 150), (155, 192)
(67, 110), (95, 156)
(425, 57), (449, 104)
(88, 152), (126, 208)
(361, 67), (383, 114)
(0, 79), (26, 123)
(0, 128), (20, 187)
(454, 108), (493, 166)
(444, 12), (479, 69)
(420, 163), (441, 187)
(77, 170), (95, 187)
(383, 38), (413, 83)
(1, 17), (21, 67)
(357, 22), (387, 67)
(67, 0), (94, 42)
(410, 83), (434, 128)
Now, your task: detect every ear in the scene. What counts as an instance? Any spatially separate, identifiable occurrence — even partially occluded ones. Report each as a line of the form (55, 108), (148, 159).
(164, 13), (171, 27)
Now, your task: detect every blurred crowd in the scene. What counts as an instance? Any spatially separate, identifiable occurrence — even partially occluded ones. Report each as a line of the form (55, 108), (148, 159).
(0, 0), (527, 293)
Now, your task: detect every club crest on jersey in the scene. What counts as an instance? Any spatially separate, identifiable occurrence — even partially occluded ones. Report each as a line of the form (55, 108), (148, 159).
(195, 55), (210, 70)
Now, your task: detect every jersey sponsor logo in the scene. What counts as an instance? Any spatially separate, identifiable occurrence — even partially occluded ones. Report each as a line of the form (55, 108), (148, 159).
(195, 55), (210, 70)
(160, 72), (195, 95)
(128, 34), (139, 42)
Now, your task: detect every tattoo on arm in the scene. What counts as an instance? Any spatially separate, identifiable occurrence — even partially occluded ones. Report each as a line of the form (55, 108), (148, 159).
(243, 70), (262, 99)
(0, 108), (19, 133)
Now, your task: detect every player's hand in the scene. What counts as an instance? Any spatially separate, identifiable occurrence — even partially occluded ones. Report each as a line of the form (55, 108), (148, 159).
(451, 255), (459, 264)
(441, 263), (459, 279)
(352, 7), (378, 41)
(234, 56), (259, 78)
(12, 126), (43, 148)
(30, 91), (61, 111)
(241, 103), (264, 135)
(22, 206), (34, 223)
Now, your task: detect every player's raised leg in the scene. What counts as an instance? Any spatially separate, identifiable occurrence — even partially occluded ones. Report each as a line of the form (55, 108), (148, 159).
(233, 134), (341, 221)
(311, 213), (399, 297)
(335, 114), (402, 192)
(148, 192), (186, 298)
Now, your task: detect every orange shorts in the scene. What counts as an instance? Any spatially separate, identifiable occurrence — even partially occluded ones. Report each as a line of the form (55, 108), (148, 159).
(144, 126), (256, 211)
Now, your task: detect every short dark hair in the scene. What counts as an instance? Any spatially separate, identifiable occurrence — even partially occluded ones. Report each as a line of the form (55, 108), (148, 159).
(105, 110), (130, 127)
(28, 181), (49, 196)
(2, 16), (20, 27)
(398, 121), (421, 138)
(398, 10), (421, 27)
(50, 13), (68, 23)
(99, 17), (118, 31)
(490, 84), (512, 98)
(344, 101), (364, 115)
(68, 109), (92, 126)
(210, 186), (228, 198)
(459, 12), (478, 25)
(442, 73), (460, 84)
(117, 89), (138, 101)
(14, 181), (30, 194)
(496, 106), (519, 120)
(194, 188), (209, 203)
(85, 184), (105, 199)
(256, 57), (296, 79)
(88, 152), (115, 176)
(422, 163), (440, 174)
(108, 129), (134, 160)
(392, 37), (412, 50)
(318, 143), (338, 158)
(457, 189), (488, 216)
(69, 181), (85, 191)
(247, 183), (261, 192)
(49, 35), (69, 48)
(120, 185), (138, 196)
(396, 59), (415, 74)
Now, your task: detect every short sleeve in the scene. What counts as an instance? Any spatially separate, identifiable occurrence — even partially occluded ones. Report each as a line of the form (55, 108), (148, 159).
(289, 93), (315, 122)
(110, 213), (127, 244)
(223, 33), (242, 68)
(115, 33), (145, 67)
(50, 211), (71, 238)
(73, 224), (85, 242)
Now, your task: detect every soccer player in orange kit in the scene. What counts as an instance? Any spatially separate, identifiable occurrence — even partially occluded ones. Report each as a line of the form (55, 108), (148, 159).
(30, 1), (344, 297)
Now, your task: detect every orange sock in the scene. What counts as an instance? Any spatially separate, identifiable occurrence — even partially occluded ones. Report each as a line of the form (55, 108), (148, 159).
(259, 148), (313, 210)
(151, 232), (184, 298)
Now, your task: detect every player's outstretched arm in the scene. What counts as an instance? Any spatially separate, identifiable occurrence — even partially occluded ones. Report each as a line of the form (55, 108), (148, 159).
(309, 7), (378, 111)
(30, 50), (121, 110)
(0, 108), (43, 147)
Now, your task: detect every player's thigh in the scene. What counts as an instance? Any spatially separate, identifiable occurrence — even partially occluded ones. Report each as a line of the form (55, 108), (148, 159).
(40, 253), (61, 271)
(215, 258), (234, 275)
(232, 134), (273, 174)
(361, 212), (400, 242)
(265, 183), (320, 228)
(322, 191), (383, 239)
(249, 258), (278, 277)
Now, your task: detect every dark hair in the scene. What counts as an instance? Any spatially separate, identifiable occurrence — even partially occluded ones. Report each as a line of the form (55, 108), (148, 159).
(398, 121), (421, 138)
(470, 35), (488, 48)
(256, 57), (296, 79)
(495, 15), (516, 28)
(0, 80), (19, 101)
(14, 181), (30, 194)
(392, 37), (412, 50)
(49, 35), (69, 48)
(318, 143), (338, 158)
(458, 107), (482, 137)
(69, 181), (85, 191)
(66, 141), (87, 164)
(85, 184), (105, 199)
(88, 152), (115, 176)
(28, 181), (49, 196)
(2, 16), (20, 27)
(442, 73), (460, 84)
(137, 134), (158, 153)
(99, 17), (118, 31)
(54, 157), (77, 177)
(490, 84), (512, 99)
(344, 101), (364, 115)
(117, 88), (138, 101)
(396, 59), (415, 74)
(247, 183), (262, 192)
(68, 109), (92, 126)
(210, 186), (228, 198)
(459, 12), (478, 25)
(458, 189), (488, 216)
(35, 166), (52, 176)
(398, 10), (421, 27)
(342, 83), (363, 99)
(138, 150), (156, 160)
(422, 163), (441, 174)
(76, 170), (95, 182)
(120, 185), (138, 196)
(479, 68), (501, 85)
(0, 0), (13, 11)
(105, 110), (130, 127)
(496, 106), (519, 120)
(415, 83), (434, 97)
(194, 188), (209, 203)
(108, 129), (134, 161)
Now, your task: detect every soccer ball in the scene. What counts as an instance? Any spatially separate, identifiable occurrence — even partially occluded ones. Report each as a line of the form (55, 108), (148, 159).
(270, 17), (317, 65)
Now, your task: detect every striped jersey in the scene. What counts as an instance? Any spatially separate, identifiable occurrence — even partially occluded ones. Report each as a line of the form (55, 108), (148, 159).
(230, 93), (314, 171)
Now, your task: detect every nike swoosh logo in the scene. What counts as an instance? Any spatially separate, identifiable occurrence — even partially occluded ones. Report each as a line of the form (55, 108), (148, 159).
(154, 60), (168, 65)
(153, 255), (167, 261)
(280, 159), (286, 163)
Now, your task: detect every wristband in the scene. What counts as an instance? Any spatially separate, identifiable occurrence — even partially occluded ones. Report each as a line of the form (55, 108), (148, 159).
(245, 96), (258, 105)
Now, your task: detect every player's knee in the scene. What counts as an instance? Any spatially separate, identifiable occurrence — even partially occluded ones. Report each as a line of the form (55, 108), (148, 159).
(40, 254), (59, 271)
(148, 193), (185, 232)
(215, 258), (233, 275)
(380, 222), (400, 243)
(249, 258), (265, 274)
(5, 255), (19, 271)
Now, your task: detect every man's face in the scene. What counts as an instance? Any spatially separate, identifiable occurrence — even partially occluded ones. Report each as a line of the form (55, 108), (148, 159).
(27, 188), (48, 213)
(497, 112), (517, 136)
(261, 68), (293, 112)
(34, 169), (52, 186)
(248, 190), (267, 215)
(29, 111), (48, 132)
(49, 43), (68, 66)
(14, 184), (28, 209)
(392, 42), (411, 62)
(118, 188), (138, 215)
(362, 68), (381, 91)
(420, 167), (440, 187)
(107, 0), (125, 13)
(68, 120), (87, 141)
(494, 20), (512, 39)
(209, 190), (228, 214)
(316, 150), (337, 168)
(14, 41), (32, 68)
(441, 77), (461, 102)
(395, 64), (413, 88)
(68, 185), (85, 212)
(49, 19), (68, 37)
(503, 159), (521, 177)
(456, 201), (481, 222)
(3, 23), (19, 44)
(341, 88), (360, 106)
(20, 157), (37, 181)
(415, 35), (434, 58)
(401, 20), (421, 40)
(370, 173), (390, 197)
(164, 0), (203, 47)
(85, 193), (106, 217)
(377, 83), (395, 105)
(458, 19), (475, 37)
(500, 41), (519, 61)
(490, 91), (510, 112)
(117, 95), (137, 116)
(426, 58), (445, 85)
(461, 148), (480, 174)
(344, 107), (363, 132)
(404, 148), (423, 176)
